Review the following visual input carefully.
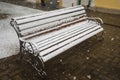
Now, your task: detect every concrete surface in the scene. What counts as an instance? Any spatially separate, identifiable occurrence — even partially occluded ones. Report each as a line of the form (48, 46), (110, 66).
(0, 2), (44, 59)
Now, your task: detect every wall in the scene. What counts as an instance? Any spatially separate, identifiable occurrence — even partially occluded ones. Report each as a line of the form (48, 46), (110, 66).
(94, 0), (120, 14)
(94, 0), (120, 10)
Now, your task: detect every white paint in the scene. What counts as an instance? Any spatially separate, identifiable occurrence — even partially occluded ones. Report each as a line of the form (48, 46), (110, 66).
(42, 26), (103, 62)
(62, 0), (77, 7)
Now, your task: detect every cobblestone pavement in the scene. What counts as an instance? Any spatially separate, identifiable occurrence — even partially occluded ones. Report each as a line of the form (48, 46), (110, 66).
(0, 1), (120, 80)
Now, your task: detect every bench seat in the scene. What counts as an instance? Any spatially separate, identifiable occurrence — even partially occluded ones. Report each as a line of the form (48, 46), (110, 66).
(26, 20), (103, 62)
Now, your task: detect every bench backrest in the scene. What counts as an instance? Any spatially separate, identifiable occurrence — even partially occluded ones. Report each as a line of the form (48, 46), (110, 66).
(11, 5), (87, 40)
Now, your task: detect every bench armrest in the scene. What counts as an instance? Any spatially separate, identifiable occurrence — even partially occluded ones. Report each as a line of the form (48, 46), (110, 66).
(19, 38), (39, 56)
(87, 17), (103, 25)
(19, 38), (45, 69)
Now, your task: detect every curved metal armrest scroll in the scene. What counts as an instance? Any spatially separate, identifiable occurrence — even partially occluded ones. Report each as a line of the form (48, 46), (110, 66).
(20, 39), (45, 74)
(21, 40), (45, 70)
(21, 40), (39, 56)
(10, 19), (21, 37)
(87, 17), (103, 25)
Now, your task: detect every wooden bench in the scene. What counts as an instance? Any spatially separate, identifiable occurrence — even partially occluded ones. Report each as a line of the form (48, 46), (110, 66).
(10, 5), (104, 78)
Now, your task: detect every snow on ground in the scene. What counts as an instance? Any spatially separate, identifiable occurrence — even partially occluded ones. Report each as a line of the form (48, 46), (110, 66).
(0, 2), (44, 59)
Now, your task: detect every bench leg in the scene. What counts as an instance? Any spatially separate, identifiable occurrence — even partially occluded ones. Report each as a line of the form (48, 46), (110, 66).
(19, 41), (25, 60)
(19, 42), (47, 79)
(95, 31), (104, 41)
(26, 53), (47, 79)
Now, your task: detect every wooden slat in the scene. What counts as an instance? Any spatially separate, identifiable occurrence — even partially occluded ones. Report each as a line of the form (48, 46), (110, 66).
(12, 5), (83, 20)
(21, 17), (87, 40)
(38, 24), (97, 52)
(36, 21), (96, 47)
(20, 14), (86, 36)
(16, 7), (84, 24)
(18, 10), (86, 31)
(42, 27), (103, 62)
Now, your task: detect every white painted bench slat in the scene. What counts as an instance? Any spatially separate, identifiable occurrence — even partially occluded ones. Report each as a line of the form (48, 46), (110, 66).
(19, 10), (85, 31)
(29, 20), (88, 43)
(43, 27), (103, 62)
(26, 21), (96, 51)
(16, 7), (84, 24)
(40, 25), (101, 57)
(38, 23), (96, 51)
(22, 17), (87, 39)
(13, 5), (83, 20)
(36, 21), (96, 47)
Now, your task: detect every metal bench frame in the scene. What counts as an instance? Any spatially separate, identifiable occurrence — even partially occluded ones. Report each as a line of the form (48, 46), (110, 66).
(10, 5), (104, 78)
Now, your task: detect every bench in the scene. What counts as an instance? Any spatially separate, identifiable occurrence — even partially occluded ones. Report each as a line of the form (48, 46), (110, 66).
(10, 5), (104, 78)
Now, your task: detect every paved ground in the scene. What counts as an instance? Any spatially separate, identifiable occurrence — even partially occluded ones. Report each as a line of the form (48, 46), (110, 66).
(0, 1), (120, 80)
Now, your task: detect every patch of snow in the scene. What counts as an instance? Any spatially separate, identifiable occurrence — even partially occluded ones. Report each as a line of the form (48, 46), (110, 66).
(62, 72), (65, 74)
(60, 59), (63, 62)
(87, 75), (91, 79)
(87, 50), (90, 52)
(111, 38), (114, 41)
(111, 49), (114, 51)
(73, 76), (77, 80)
(86, 57), (90, 60)
(68, 73), (71, 76)
(97, 69), (100, 71)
